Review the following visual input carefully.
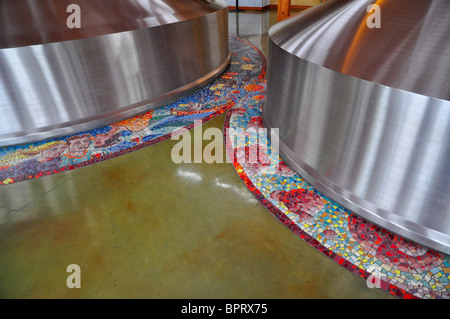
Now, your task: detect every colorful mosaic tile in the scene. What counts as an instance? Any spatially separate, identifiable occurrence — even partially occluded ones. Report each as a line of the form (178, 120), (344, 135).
(0, 37), (266, 186)
(3, 34), (449, 299)
(224, 82), (450, 299)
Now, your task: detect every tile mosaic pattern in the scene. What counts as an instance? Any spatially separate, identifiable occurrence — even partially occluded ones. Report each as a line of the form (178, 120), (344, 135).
(224, 82), (450, 299)
(0, 37), (266, 186)
(3, 34), (448, 299)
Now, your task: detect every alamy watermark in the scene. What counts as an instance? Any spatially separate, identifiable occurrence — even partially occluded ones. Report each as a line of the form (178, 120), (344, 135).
(366, 4), (381, 29)
(67, 4), (81, 29)
(170, 120), (280, 172)
(66, 264), (81, 288)
(366, 265), (386, 289)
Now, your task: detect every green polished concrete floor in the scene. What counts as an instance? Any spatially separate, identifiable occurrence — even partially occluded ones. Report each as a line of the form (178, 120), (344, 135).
(0, 9), (394, 299)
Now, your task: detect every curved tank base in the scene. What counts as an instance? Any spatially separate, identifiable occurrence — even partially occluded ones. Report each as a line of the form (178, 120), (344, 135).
(263, 0), (450, 254)
(0, 0), (230, 147)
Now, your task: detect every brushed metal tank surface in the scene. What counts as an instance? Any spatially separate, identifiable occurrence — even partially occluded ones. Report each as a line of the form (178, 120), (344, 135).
(263, 0), (450, 254)
(0, 0), (230, 146)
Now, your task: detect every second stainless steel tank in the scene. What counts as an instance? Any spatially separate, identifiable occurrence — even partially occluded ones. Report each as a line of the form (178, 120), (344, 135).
(263, 0), (450, 254)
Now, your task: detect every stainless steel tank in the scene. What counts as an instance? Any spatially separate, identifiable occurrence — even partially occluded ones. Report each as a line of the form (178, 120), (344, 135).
(0, 0), (230, 146)
(263, 0), (450, 254)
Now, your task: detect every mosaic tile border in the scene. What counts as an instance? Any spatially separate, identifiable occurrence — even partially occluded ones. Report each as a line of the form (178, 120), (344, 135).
(0, 37), (266, 186)
(223, 83), (450, 299)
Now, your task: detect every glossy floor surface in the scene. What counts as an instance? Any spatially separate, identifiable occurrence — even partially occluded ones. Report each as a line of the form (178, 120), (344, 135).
(0, 9), (393, 299)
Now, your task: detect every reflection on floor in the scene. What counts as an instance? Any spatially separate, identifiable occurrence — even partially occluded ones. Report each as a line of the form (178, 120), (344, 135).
(0, 9), (396, 299)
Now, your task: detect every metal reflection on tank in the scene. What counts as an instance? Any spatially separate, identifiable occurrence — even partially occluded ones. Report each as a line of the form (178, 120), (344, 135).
(0, 0), (230, 146)
(263, 0), (450, 254)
